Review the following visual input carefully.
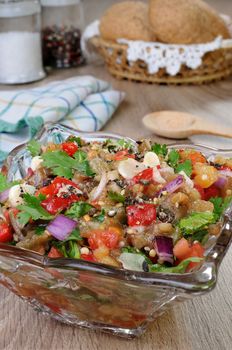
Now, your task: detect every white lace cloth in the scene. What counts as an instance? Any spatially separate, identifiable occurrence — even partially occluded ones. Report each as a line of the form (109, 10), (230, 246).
(82, 18), (232, 76)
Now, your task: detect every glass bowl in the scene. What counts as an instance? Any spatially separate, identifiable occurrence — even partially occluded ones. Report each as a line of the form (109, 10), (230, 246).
(0, 124), (232, 338)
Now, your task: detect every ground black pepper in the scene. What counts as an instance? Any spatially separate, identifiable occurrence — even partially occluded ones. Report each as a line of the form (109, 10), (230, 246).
(42, 25), (84, 68)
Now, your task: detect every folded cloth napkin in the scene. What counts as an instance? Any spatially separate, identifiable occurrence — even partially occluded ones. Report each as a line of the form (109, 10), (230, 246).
(0, 75), (125, 163)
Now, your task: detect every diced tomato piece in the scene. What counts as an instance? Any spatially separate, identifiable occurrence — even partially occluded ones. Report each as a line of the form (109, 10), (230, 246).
(179, 150), (206, 164)
(174, 238), (204, 270)
(61, 142), (78, 157)
(37, 177), (79, 198)
(132, 168), (153, 184)
(114, 150), (135, 161)
(204, 185), (220, 201)
(41, 194), (79, 215)
(0, 221), (13, 243)
(81, 253), (96, 262)
(219, 165), (232, 171)
(194, 184), (205, 200)
(88, 227), (121, 250)
(48, 247), (63, 258)
(127, 204), (156, 226)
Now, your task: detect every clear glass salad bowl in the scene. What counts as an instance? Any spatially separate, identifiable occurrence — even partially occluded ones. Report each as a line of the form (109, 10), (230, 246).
(0, 124), (232, 338)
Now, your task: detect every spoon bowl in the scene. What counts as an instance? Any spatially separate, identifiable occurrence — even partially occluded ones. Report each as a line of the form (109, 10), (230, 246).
(143, 111), (232, 139)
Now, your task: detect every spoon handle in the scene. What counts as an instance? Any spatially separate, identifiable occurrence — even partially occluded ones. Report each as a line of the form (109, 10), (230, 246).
(193, 120), (232, 139)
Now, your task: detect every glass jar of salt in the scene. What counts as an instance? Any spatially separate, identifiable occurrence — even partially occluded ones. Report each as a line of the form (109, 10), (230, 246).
(0, 0), (46, 84)
(41, 0), (85, 68)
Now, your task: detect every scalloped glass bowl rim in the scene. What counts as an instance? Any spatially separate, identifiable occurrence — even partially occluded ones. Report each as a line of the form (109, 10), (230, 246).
(1, 123), (232, 294)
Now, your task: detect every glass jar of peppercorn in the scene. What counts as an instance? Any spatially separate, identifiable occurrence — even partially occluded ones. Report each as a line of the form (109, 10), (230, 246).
(41, 0), (85, 68)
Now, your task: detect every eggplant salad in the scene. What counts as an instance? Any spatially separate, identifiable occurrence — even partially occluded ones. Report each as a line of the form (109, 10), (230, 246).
(0, 136), (232, 273)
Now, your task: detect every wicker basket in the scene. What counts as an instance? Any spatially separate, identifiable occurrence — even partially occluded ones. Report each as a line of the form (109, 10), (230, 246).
(91, 36), (232, 85)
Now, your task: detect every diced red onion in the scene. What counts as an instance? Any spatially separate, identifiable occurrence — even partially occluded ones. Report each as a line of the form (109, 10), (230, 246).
(47, 215), (77, 241)
(27, 167), (34, 178)
(156, 175), (184, 197)
(91, 172), (107, 201)
(219, 170), (232, 178)
(154, 236), (174, 265)
(0, 188), (10, 203)
(214, 176), (227, 189)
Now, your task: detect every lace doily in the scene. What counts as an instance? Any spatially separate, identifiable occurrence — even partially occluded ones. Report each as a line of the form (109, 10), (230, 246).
(82, 18), (232, 76)
(118, 37), (225, 76)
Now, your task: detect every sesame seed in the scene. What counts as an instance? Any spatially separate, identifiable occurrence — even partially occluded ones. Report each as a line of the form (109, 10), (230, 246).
(119, 241), (125, 247)
(144, 246), (151, 252)
(83, 215), (91, 222)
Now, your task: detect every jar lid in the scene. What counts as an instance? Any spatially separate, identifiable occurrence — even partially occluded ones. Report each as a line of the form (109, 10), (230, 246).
(41, 0), (80, 7)
(0, 0), (41, 18)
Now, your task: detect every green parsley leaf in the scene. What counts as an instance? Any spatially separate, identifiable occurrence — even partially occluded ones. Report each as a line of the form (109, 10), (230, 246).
(168, 149), (180, 168)
(66, 202), (93, 219)
(0, 173), (20, 192)
(104, 138), (134, 153)
(210, 196), (232, 220)
(57, 241), (80, 259)
(94, 209), (105, 223)
(27, 140), (41, 157)
(64, 228), (82, 242)
(190, 229), (209, 244)
(151, 143), (168, 157)
(67, 136), (82, 147)
(73, 151), (95, 177)
(35, 226), (46, 236)
(176, 160), (193, 177)
(17, 193), (53, 226)
(179, 212), (216, 235)
(41, 150), (95, 179)
(108, 191), (125, 203)
(149, 257), (203, 273)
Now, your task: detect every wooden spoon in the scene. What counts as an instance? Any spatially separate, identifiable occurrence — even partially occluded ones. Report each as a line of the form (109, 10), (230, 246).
(143, 111), (232, 139)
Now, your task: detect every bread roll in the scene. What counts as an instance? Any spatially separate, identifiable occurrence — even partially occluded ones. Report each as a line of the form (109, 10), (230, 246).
(149, 0), (231, 44)
(100, 1), (155, 42)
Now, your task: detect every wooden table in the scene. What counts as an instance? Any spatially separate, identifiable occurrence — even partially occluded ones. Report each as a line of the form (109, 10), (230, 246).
(1, 1), (232, 349)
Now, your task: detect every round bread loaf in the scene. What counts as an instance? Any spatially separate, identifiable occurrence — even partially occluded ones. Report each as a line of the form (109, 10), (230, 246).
(149, 0), (231, 44)
(100, 1), (155, 42)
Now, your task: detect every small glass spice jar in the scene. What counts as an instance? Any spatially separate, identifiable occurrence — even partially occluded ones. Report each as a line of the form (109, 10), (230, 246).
(0, 0), (46, 84)
(41, 0), (85, 68)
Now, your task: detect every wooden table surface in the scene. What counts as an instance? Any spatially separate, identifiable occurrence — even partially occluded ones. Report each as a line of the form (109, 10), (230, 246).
(1, 1), (232, 349)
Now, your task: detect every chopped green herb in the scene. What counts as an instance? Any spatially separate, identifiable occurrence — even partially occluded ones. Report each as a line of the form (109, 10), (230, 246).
(179, 212), (216, 235)
(176, 160), (193, 177)
(94, 209), (105, 223)
(27, 140), (41, 157)
(66, 202), (93, 219)
(151, 143), (168, 157)
(35, 226), (45, 236)
(17, 193), (53, 226)
(67, 136), (82, 147)
(210, 196), (232, 220)
(168, 149), (180, 168)
(56, 241), (80, 259)
(108, 191), (125, 203)
(149, 257), (203, 273)
(0, 173), (20, 193)
(64, 228), (82, 242)
(104, 138), (134, 153)
(41, 150), (95, 179)
(190, 229), (209, 244)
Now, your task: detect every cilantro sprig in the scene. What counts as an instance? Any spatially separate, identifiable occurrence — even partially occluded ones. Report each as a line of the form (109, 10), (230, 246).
(0, 173), (20, 192)
(176, 160), (193, 177)
(108, 191), (125, 203)
(179, 212), (216, 235)
(27, 140), (41, 157)
(17, 193), (53, 226)
(149, 257), (203, 273)
(151, 143), (168, 157)
(42, 150), (95, 179)
(210, 196), (232, 220)
(66, 202), (93, 219)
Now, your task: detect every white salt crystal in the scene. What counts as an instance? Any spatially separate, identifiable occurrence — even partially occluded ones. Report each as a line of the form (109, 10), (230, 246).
(0, 31), (45, 84)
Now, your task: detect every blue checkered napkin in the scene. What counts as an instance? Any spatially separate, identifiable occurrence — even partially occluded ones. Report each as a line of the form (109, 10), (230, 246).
(0, 76), (125, 162)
